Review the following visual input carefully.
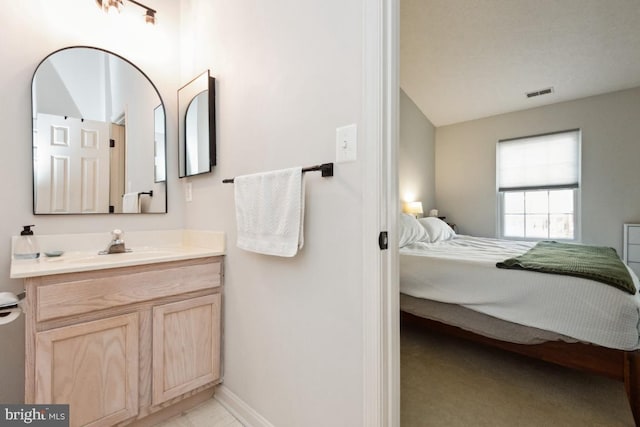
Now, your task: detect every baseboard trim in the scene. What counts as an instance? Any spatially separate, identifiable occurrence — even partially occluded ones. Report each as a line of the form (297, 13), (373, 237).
(215, 385), (274, 427)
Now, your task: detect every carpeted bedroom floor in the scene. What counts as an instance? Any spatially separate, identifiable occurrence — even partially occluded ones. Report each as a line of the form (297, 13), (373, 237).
(401, 322), (635, 426)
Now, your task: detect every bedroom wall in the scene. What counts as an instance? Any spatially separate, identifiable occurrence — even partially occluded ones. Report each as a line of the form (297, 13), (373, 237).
(399, 89), (436, 212)
(179, 1), (365, 426)
(0, 0), (181, 404)
(435, 86), (640, 253)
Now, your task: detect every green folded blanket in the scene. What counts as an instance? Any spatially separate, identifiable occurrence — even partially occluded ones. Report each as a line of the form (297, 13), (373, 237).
(496, 241), (636, 295)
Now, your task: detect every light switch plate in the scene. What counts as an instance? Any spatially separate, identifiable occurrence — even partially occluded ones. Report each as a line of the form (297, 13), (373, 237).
(336, 124), (357, 163)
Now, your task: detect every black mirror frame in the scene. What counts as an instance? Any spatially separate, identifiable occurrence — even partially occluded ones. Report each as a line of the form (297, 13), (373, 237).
(31, 45), (168, 215)
(178, 70), (216, 178)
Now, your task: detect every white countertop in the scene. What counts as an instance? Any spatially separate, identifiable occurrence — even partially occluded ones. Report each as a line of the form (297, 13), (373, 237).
(10, 229), (225, 278)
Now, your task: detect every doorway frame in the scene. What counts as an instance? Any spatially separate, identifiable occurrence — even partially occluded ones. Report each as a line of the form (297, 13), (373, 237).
(362, 0), (399, 425)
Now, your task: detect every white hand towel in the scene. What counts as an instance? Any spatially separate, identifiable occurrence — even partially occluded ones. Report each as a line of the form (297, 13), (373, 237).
(122, 192), (141, 213)
(234, 167), (305, 257)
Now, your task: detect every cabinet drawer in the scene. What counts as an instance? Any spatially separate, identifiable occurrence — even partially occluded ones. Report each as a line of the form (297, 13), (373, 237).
(628, 226), (640, 245)
(36, 258), (221, 322)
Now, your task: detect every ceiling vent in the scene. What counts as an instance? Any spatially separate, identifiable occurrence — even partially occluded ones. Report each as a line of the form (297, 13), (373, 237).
(526, 87), (554, 98)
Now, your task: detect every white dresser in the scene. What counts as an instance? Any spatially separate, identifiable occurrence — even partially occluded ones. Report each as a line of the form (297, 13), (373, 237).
(623, 224), (640, 277)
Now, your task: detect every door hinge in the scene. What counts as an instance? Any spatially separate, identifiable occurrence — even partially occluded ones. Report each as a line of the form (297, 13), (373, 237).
(110, 139), (115, 148)
(378, 231), (388, 250)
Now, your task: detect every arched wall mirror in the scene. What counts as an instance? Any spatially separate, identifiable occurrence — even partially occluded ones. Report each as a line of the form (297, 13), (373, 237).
(31, 46), (167, 214)
(178, 70), (216, 178)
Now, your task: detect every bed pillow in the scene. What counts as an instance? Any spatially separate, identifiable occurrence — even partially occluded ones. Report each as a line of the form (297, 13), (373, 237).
(399, 213), (430, 247)
(418, 217), (456, 243)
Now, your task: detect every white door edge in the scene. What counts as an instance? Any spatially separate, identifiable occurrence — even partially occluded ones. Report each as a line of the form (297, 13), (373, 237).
(362, 0), (399, 425)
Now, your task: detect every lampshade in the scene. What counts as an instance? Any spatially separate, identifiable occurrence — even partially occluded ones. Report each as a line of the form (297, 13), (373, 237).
(403, 201), (423, 216)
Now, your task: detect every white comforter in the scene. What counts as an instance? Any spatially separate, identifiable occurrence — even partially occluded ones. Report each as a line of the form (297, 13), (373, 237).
(400, 235), (640, 350)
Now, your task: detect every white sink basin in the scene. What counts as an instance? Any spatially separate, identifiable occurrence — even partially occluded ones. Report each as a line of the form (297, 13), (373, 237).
(45, 248), (178, 264)
(10, 229), (226, 279)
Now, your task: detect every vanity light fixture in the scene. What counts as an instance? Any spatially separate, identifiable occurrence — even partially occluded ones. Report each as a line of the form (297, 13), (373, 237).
(96, 0), (123, 13)
(95, 0), (157, 25)
(143, 8), (156, 25)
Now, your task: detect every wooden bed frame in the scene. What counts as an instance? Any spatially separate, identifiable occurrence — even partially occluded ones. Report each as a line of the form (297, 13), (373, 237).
(401, 311), (640, 425)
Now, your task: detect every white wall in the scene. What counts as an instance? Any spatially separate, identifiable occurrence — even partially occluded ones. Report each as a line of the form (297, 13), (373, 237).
(0, 0), (182, 403)
(435, 87), (640, 253)
(179, 1), (365, 426)
(399, 89), (435, 212)
(47, 49), (107, 121)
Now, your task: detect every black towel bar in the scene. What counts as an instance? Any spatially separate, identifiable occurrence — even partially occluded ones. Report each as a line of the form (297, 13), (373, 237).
(121, 191), (153, 197)
(222, 163), (334, 183)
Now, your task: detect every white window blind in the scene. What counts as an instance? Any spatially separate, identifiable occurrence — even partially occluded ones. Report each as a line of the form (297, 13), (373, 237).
(498, 129), (580, 191)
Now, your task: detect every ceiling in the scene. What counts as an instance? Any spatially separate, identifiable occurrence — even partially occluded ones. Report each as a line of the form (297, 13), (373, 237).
(401, 0), (640, 127)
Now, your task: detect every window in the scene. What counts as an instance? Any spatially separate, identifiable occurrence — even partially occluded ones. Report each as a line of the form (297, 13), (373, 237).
(497, 129), (580, 240)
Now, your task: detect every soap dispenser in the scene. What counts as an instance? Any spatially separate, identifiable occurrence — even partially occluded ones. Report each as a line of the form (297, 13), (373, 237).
(13, 225), (40, 260)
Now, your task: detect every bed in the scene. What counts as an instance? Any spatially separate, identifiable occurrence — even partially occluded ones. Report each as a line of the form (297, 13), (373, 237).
(398, 214), (640, 424)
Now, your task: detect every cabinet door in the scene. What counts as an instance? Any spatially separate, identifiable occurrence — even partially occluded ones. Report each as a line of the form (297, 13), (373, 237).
(152, 294), (221, 405)
(35, 313), (139, 427)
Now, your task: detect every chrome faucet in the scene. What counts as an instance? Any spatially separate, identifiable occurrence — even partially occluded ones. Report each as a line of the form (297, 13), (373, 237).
(99, 229), (130, 255)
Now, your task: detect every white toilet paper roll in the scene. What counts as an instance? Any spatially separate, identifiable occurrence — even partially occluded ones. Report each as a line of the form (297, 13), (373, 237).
(0, 307), (21, 325)
(0, 291), (19, 307)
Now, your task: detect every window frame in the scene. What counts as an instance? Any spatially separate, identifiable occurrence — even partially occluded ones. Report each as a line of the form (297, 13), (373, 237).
(497, 188), (581, 241)
(496, 129), (582, 242)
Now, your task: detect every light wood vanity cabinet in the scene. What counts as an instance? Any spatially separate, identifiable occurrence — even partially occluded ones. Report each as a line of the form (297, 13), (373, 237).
(152, 294), (221, 405)
(24, 256), (223, 427)
(35, 313), (140, 427)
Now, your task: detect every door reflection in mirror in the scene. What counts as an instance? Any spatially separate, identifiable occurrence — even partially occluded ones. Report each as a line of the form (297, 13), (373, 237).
(31, 46), (167, 214)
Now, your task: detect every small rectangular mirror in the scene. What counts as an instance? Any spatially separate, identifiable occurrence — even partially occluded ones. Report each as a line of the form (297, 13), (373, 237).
(178, 70), (216, 178)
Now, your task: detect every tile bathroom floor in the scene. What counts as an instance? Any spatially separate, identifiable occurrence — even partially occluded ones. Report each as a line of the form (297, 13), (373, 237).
(155, 398), (243, 427)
